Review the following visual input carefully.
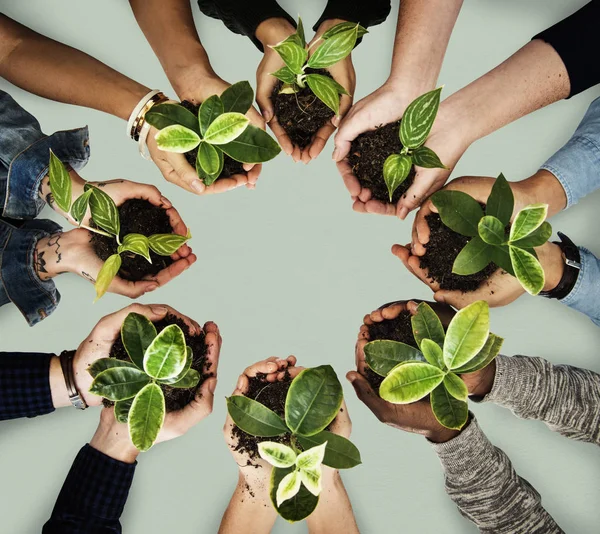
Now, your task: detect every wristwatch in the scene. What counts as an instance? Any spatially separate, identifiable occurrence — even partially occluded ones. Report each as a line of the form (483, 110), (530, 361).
(59, 350), (88, 410)
(539, 232), (581, 300)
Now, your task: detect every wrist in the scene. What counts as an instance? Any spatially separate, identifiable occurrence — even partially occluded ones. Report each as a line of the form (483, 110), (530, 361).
(166, 50), (218, 100)
(427, 427), (461, 444)
(463, 360), (496, 398)
(34, 232), (66, 281)
(538, 242), (565, 292)
(518, 169), (568, 218)
(256, 17), (296, 48)
(49, 355), (71, 408)
(90, 413), (139, 464)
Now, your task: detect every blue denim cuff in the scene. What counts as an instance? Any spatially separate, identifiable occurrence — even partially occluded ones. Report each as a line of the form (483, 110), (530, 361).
(559, 247), (600, 327)
(0, 219), (63, 326)
(3, 127), (90, 220)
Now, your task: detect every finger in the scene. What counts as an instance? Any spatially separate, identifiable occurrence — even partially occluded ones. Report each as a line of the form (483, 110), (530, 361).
(109, 277), (159, 299)
(346, 371), (387, 420)
(162, 152), (206, 196)
(336, 160), (361, 198)
(165, 207), (191, 259)
(256, 73), (279, 125)
(307, 122), (336, 161)
(247, 105), (266, 130)
(352, 199), (367, 213)
(291, 144), (302, 163)
(142, 254), (196, 288)
(287, 365), (305, 379)
(357, 186), (372, 203)
(406, 254), (441, 292)
(381, 303), (408, 321)
(398, 168), (450, 217)
(243, 359), (281, 377)
(203, 174), (249, 194)
(413, 201), (435, 256)
(203, 324), (221, 375)
(358, 324), (370, 339)
(94, 303), (169, 334)
(178, 376), (217, 429)
(233, 373), (249, 395)
(125, 182), (165, 207)
(333, 108), (366, 162)
(247, 164), (262, 186)
(365, 199), (396, 216)
(355, 338), (368, 372)
(268, 115), (295, 156)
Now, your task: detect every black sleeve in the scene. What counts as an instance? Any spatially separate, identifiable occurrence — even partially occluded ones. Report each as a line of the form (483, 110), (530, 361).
(314, 0), (392, 32)
(533, 0), (600, 98)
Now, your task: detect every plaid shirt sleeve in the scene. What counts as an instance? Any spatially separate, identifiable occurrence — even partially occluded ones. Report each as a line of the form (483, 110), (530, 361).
(43, 445), (137, 534)
(0, 351), (55, 420)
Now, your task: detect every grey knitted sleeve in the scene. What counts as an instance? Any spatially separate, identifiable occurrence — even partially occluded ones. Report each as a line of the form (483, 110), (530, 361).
(480, 355), (600, 445)
(432, 417), (564, 534)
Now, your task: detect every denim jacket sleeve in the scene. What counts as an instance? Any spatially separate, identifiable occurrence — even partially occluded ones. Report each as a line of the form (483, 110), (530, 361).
(0, 90), (90, 220)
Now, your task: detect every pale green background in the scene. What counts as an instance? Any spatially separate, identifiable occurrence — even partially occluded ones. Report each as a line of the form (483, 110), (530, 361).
(1, 1), (599, 532)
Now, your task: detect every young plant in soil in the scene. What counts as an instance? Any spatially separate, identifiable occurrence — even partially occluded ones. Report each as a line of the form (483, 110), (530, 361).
(270, 19), (366, 148)
(227, 365), (361, 522)
(48, 152), (190, 300)
(364, 301), (502, 430)
(431, 173), (552, 295)
(88, 312), (202, 451)
(145, 81), (280, 185)
(348, 88), (446, 204)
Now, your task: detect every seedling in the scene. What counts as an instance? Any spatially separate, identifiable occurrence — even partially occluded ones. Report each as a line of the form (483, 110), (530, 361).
(48, 152), (189, 300)
(88, 313), (200, 451)
(145, 81), (280, 185)
(227, 365), (361, 522)
(431, 173), (552, 295)
(364, 301), (502, 430)
(270, 18), (366, 116)
(382, 88), (446, 201)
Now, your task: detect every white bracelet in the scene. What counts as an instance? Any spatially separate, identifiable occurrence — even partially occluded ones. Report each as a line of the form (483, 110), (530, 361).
(126, 90), (162, 139)
(138, 121), (153, 160)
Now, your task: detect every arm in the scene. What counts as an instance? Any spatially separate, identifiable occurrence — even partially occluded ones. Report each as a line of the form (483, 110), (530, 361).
(314, 0), (392, 33)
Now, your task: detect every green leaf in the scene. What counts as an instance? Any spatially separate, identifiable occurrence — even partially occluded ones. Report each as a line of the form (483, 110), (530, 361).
(509, 204), (549, 242)
(86, 185), (120, 237)
(276, 469), (302, 506)
(220, 124), (282, 163)
(154, 124), (201, 153)
(118, 233), (151, 263)
(271, 66), (297, 84)
(296, 442), (327, 470)
(159, 345), (194, 385)
(144, 103), (200, 134)
(271, 41), (307, 75)
(420, 338), (444, 369)
(196, 147), (224, 186)
(70, 188), (92, 225)
(510, 221), (552, 248)
(285, 365), (343, 436)
(271, 467), (318, 523)
(478, 215), (506, 245)
(509, 245), (545, 295)
(431, 190), (484, 237)
(453, 333), (504, 374)
(221, 81), (254, 114)
(94, 254), (121, 302)
(128, 383), (165, 452)
(383, 154), (412, 202)
(321, 21), (368, 40)
(411, 146), (446, 169)
(305, 74), (346, 115)
(258, 441), (297, 468)
(443, 301), (490, 370)
(299, 466), (322, 497)
(279, 83), (299, 95)
(48, 150), (72, 213)
(486, 173), (514, 226)
(227, 395), (288, 437)
(430, 384), (468, 430)
(143, 324), (187, 380)
(162, 368), (200, 388)
(399, 87), (442, 149)
(453, 237), (494, 276)
(364, 339), (424, 377)
(203, 112), (249, 145)
(121, 312), (157, 369)
(308, 26), (358, 69)
(199, 95), (224, 136)
(296, 17), (306, 47)
(490, 244), (515, 276)
(88, 358), (139, 379)
(114, 398), (134, 424)
(411, 302), (445, 349)
(89, 367), (151, 401)
(297, 431), (361, 469)
(148, 232), (190, 256)
(197, 142), (222, 176)
(379, 362), (445, 404)
(443, 372), (468, 401)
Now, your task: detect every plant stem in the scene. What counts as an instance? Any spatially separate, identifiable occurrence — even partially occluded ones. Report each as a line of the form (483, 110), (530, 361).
(80, 224), (113, 238)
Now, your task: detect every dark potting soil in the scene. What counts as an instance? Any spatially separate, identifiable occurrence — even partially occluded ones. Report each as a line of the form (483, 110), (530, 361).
(365, 310), (418, 392)
(419, 213), (498, 292)
(271, 69), (335, 149)
(104, 313), (209, 412)
(180, 100), (245, 180)
(91, 199), (173, 281)
(348, 121), (416, 204)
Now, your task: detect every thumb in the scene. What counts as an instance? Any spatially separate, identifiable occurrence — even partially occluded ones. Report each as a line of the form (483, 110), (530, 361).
(182, 376), (217, 428)
(172, 154), (205, 195)
(346, 371), (386, 417)
(332, 116), (358, 162)
(256, 77), (276, 124)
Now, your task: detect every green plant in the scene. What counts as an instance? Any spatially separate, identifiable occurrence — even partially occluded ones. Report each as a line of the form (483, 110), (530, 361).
(431, 173), (552, 295)
(88, 313), (200, 451)
(364, 301), (502, 430)
(48, 152), (190, 300)
(145, 81), (280, 185)
(227, 365), (361, 522)
(270, 18), (366, 116)
(382, 87), (447, 202)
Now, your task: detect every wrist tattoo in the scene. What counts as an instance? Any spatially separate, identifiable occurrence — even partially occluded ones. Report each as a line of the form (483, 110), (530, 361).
(47, 233), (63, 264)
(34, 248), (48, 276)
(81, 271), (96, 283)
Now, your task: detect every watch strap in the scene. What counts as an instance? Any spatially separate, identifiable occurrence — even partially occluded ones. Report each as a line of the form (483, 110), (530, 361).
(539, 232), (581, 300)
(59, 350), (88, 410)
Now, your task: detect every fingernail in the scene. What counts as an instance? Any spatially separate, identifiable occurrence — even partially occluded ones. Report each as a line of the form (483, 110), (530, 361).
(332, 116), (340, 127)
(435, 294), (445, 303)
(208, 378), (217, 394)
(146, 283), (159, 292)
(332, 147), (340, 161)
(191, 180), (205, 194)
(150, 305), (168, 315)
(398, 207), (408, 220)
(160, 196), (172, 207)
(264, 110), (272, 122)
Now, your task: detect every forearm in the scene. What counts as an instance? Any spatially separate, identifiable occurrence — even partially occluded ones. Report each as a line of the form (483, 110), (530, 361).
(0, 15), (148, 120)
(480, 355), (600, 445)
(432, 417), (563, 534)
(314, 0), (392, 32)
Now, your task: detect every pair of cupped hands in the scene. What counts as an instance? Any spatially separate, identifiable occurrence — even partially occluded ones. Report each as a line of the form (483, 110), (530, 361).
(74, 299), (495, 476)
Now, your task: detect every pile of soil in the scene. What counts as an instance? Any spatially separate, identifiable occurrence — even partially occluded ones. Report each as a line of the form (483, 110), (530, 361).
(105, 313), (209, 412)
(348, 121), (415, 204)
(419, 212), (498, 292)
(365, 310), (418, 392)
(271, 68), (335, 149)
(91, 199), (173, 281)
(180, 100), (245, 179)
